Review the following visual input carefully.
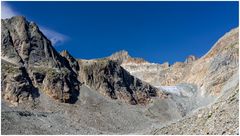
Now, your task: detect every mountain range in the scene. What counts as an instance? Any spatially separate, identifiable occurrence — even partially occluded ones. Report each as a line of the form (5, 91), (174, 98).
(1, 16), (239, 135)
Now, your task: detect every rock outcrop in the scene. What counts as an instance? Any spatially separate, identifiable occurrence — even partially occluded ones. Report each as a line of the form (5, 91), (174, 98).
(60, 50), (80, 73)
(1, 16), (80, 104)
(1, 60), (37, 106)
(78, 59), (161, 105)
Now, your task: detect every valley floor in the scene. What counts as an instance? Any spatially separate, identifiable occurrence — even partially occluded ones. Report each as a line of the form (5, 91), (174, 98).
(3, 82), (236, 135)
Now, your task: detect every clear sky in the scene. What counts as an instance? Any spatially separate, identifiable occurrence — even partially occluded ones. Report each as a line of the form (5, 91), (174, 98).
(1, 1), (238, 64)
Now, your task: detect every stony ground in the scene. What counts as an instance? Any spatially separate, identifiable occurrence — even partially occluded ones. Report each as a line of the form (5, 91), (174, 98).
(0, 85), (173, 134)
(2, 83), (217, 135)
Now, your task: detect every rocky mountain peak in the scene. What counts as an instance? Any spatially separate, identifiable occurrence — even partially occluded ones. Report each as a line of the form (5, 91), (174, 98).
(60, 50), (71, 57)
(112, 50), (129, 56)
(60, 50), (76, 62)
(60, 50), (80, 73)
(3, 16), (26, 24)
(108, 50), (148, 64)
(108, 50), (130, 63)
(1, 16), (80, 105)
(1, 16), (62, 68)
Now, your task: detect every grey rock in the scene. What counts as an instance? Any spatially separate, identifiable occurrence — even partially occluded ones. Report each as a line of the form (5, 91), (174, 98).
(1, 16), (80, 104)
(2, 16), (61, 67)
(1, 60), (38, 106)
(78, 59), (159, 105)
(60, 50), (80, 73)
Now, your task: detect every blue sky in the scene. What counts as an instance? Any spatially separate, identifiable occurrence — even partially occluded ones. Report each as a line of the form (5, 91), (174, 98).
(1, 2), (238, 64)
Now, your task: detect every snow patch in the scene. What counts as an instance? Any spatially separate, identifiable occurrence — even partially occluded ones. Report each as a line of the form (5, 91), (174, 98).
(156, 85), (194, 97)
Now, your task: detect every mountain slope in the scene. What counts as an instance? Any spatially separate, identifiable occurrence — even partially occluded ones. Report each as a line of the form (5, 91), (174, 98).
(146, 28), (238, 134)
(119, 28), (239, 97)
(184, 27), (239, 95)
(153, 71), (239, 135)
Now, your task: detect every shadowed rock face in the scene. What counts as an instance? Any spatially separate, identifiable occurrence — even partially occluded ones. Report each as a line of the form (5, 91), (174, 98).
(78, 59), (160, 105)
(60, 50), (80, 73)
(1, 16), (80, 104)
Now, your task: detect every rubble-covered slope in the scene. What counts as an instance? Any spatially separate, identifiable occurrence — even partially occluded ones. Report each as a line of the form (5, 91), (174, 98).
(153, 71), (239, 135)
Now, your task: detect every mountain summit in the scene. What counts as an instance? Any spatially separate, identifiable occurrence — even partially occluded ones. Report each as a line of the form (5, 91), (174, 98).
(108, 50), (148, 64)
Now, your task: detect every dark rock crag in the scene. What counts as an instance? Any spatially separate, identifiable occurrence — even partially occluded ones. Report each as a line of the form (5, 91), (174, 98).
(1, 16), (80, 105)
(78, 59), (159, 105)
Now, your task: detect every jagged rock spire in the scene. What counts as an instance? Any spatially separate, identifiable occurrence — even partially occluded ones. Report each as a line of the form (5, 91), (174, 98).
(108, 50), (130, 63)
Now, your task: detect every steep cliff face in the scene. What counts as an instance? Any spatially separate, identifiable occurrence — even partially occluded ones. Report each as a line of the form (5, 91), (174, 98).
(1, 16), (62, 68)
(78, 59), (162, 105)
(1, 16), (80, 104)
